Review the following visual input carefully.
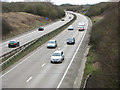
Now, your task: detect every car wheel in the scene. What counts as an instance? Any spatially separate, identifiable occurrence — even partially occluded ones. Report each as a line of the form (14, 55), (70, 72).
(60, 61), (62, 63)
(8, 45), (10, 48)
(51, 61), (53, 63)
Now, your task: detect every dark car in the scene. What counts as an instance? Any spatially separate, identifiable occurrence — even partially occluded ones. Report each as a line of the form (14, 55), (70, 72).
(61, 18), (65, 21)
(69, 17), (71, 19)
(38, 26), (44, 31)
(67, 37), (75, 44)
(8, 40), (20, 48)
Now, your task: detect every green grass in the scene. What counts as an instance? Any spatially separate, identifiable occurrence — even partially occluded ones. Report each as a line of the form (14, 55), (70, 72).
(84, 49), (94, 74)
(85, 62), (94, 75)
(80, 47), (95, 88)
(1, 52), (16, 63)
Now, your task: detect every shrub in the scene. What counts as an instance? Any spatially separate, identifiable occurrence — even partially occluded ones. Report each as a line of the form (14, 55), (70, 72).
(2, 2), (65, 20)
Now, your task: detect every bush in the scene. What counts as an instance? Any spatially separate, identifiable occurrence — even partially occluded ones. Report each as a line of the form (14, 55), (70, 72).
(2, 2), (65, 20)
(85, 2), (115, 17)
(87, 2), (118, 88)
(2, 18), (12, 36)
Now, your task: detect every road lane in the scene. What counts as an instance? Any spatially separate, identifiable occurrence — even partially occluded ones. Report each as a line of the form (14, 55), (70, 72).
(2, 12), (90, 88)
(1, 12), (74, 56)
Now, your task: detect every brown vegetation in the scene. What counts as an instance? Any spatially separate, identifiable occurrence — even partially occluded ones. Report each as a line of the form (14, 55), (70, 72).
(3, 12), (46, 30)
(2, 2), (65, 20)
(2, 2), (65, 40)
(2, 12), (50, 40)
(85, 2), (118, 88)
(61, 4), (90, 13)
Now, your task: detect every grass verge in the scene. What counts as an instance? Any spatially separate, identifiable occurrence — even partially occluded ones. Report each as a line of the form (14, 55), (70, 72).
(80, 47), (95, 88)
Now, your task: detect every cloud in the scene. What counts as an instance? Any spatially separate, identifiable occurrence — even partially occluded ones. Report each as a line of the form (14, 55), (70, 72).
(108, 0), (120, 2)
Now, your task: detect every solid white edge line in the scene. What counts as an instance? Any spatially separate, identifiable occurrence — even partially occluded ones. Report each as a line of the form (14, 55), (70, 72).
(26, 77), (32, 82)
(0, 13), (74, 78)
(41, 63), (46, 67)
(57, 14), (88, 89)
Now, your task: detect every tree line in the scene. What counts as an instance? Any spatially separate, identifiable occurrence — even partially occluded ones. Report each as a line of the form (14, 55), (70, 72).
(2, 2), (65, 20)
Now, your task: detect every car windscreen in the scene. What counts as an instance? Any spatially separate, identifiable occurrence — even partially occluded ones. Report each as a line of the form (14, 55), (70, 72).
(69, 26), (73, 28)
(48, 41), (55, 44)
(52, 53), (61, 56)
(68, 38), (73, 41)
(9, 41), (16, 43)
(78, 26), (84, 28)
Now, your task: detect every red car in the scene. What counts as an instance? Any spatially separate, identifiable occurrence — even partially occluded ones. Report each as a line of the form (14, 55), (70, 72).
(78, 26), (85, 31)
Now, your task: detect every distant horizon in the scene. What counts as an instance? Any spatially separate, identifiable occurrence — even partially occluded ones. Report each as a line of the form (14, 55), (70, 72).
(1, 1), (97, 6)
(1, 0), (111, 5)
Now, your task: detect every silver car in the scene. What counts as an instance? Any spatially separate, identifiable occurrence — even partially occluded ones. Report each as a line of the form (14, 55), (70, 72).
(68, 25), (74, 30)
(47, 40), (57, 48)
(51, 50), (64, 63)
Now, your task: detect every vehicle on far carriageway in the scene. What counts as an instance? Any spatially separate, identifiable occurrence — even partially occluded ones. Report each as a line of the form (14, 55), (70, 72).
(8, 40), (20, 48)
(61, 18), (65, 21)
(38, 26), (44, 31)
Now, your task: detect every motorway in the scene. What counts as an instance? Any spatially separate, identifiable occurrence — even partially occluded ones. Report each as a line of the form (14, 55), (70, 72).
(0, 12), (74, 56)
(1, 12), (92, 88)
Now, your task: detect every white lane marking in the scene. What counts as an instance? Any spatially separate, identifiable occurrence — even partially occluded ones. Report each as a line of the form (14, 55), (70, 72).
(0, 46), (44, 78)
(0, 14), (74, 78)
(26, 77), (32, 82)
(41, 63), (46, 67)
(0, 13), (70, 46)
(57, 14), (88, 88)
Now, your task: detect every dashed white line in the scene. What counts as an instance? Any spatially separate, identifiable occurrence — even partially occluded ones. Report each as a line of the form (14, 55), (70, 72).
(0, 45), (44, 78)
(57, 14), (88, 88)
(26, 77), (32, 82)
(41, 63), (46, 67)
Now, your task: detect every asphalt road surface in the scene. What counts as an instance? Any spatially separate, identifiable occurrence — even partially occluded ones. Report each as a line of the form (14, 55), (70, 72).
(0, 12), (74, 56)
(1, 12), (92, 88)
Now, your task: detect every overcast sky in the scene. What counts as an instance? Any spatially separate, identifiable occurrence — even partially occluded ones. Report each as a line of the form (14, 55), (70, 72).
(51, 0), (110, 5)
(1, 0), (119, 5)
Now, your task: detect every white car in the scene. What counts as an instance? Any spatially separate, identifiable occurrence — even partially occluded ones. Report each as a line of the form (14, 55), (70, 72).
(78, 22), (85, 26)
(68, 25), (74, 30)
(51, 50), (64, 63)
(47, 40), (57, 48)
